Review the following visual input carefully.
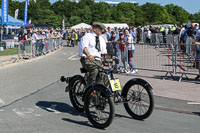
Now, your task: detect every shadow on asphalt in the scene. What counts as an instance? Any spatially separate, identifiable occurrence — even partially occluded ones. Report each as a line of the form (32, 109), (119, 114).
(62, 118), (103, 129)
(35, 101), (85, 117)
(116, 72), (200, 84)
(63, 45), (75, 48)
(35, 101), (133, 119)
(153, 75), (200, 84)
(35, 101), (137, 128)
(193, 112), (200, 116)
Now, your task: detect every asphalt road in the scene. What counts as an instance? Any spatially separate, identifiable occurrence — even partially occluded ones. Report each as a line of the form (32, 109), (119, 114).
(0, 46), (199, 133)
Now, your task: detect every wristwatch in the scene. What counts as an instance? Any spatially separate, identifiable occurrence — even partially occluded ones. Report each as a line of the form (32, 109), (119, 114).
(87, 54), (91, 57)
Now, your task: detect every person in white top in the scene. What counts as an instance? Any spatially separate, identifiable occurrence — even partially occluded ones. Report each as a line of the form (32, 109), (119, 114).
(32, 29), (40, 57)
(79, 22), (107, 83)
(124, 29), (137, 74)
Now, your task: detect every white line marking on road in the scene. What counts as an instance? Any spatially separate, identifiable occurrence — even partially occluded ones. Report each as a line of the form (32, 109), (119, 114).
(37, 104), (61, 114)
(12, 108), (34, 118)
(187, 102), (200, 105)
(68, 55), (76, 60)
(71, 58), (79, 61)
(13, 108), (26, 118)
(0, 109), (4, 112)
(0, 99), (5, 105)
(34, 114), (42, 117)
(35, 106), (40, 109)
(49, 104), (61, 114)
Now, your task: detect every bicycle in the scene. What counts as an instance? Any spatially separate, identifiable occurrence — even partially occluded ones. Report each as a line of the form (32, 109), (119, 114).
(60, 54), (154, 129)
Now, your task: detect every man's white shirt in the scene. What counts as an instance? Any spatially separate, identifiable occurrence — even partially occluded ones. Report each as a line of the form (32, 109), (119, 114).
(79, 32), (107, 58)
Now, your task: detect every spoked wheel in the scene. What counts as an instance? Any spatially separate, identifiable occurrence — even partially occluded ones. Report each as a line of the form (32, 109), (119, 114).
(69, 76), (86, 112)
(122, 79), (154, 120)
(84, 85), (115, 129)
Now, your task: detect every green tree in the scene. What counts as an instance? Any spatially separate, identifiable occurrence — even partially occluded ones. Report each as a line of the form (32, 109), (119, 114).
(192, 12), (200, 24)
(91, 2), (112, 23)
(69, 16), (82, 26)
(165, 4), (190, 24)
(0, 0), (198, 27)
(142, 3), (171, 25)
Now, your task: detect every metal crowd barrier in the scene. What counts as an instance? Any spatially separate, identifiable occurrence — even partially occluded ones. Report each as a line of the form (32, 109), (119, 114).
(108, 42), (175, 75)
(142, 33), (180, 45)
(133, 43), (175, 74)
(0, 37), (63, 66)
(110, 39), (199, 81)
(0, 40), (19, 65)
(174, 43), (199, 81)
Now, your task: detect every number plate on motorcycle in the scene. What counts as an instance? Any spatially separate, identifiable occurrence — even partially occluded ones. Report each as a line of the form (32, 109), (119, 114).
(109, 79), (122, 91)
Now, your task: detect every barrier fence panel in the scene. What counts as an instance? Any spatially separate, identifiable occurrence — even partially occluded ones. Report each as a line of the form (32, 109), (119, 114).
(132, 32), (200, 81)
(58, 37), (63, 48)
(49, 38), (54, 52)
(133, 43), (175, 74)
(0, 37), (63, 66)
(0, 40), (19, 65)
(18, 40), (32, 59)
(175, 43), (199, 76)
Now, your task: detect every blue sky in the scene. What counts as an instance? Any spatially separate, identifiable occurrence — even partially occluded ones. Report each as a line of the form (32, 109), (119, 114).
(20, 0), (200, 14)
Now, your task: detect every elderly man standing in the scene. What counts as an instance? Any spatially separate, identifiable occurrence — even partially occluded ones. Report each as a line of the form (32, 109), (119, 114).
(79, 22), (107, 84)
(108, 31), (120, 68)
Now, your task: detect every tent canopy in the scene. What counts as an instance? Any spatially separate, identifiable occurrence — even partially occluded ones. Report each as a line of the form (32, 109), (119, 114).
(103, 23), (129, 29)
(71, 23), (91, 29)
(0, 9), (24, 26)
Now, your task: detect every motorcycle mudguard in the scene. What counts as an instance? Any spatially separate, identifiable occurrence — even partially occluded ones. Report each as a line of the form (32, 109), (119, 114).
(123, 78), (153, 91)
(82, 83), (112, 102)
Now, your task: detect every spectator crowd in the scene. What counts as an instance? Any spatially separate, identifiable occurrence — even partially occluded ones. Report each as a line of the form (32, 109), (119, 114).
(18, 28), (63, 58)
(16, 22), (200, 77)
(66, 23), (200, 75)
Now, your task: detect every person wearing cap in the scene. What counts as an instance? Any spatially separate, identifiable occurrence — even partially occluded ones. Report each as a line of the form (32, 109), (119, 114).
(107, 26), (111, 40)
(39, 31), (46, 55)
(108, 31), (120, 67)
(79, 22), (107, 83)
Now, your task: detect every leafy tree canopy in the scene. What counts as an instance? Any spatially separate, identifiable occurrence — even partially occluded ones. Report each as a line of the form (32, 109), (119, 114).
(0, 0), (198, 28)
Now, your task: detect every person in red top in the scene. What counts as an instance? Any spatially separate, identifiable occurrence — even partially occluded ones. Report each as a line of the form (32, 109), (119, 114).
(118, 33), (129, 73)
(119, 34), (126, 51)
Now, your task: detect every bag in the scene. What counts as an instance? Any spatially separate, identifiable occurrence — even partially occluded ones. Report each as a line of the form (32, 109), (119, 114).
(102, 54), (113, 66)
(195, 61), (199, 69)
(128, 50), (133, 58)
(180, 30), (187, 41)
(106, 43), (114, 55)
(20, 36), (25, 45)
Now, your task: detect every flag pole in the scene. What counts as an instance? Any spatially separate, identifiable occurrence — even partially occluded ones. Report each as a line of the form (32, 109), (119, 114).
(1, 24), (3, 42)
